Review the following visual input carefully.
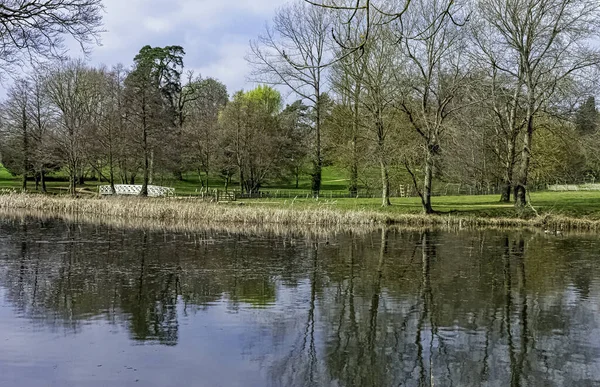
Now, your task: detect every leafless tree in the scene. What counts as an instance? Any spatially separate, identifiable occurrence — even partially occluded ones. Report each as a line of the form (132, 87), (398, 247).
(249, 1), (332, 195)
(45, 59), (100, 195)
(474, 0), (600, 206)
(302, 0), (413, 64)
(181, 75), (228, 190)
(397, 0), (470, 213)
(0, 78), (30, 190)
(0, 0), (104, 76)
(356, 25), (402, 206)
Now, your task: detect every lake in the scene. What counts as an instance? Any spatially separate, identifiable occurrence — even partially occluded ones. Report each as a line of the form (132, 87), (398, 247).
(0, 216), (599, 386)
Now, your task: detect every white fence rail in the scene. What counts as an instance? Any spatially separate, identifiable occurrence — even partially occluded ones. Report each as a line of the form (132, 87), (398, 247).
(547, 184), (600, 191)
(99, 185), (175, 197)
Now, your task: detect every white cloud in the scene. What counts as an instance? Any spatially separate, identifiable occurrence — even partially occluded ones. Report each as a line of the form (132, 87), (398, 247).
(193, 39), (254, 94)
(78, 0), (288, 93)
(143, 16), (173, 34)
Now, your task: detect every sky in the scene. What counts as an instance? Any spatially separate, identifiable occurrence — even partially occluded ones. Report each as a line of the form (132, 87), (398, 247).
(71, 0), (287, 95)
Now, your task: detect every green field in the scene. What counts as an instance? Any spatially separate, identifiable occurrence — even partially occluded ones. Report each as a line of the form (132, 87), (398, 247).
(3, 163), (600, 220)
(236, 191), (600, 219)
(0, 163), (353, 195)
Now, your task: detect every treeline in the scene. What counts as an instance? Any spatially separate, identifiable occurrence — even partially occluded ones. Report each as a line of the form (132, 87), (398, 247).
(0, 51), (305, 196)
(1, 0), (600, 212)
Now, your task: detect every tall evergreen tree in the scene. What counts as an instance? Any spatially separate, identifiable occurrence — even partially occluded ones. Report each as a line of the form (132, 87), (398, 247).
(576, 97), (598, 134)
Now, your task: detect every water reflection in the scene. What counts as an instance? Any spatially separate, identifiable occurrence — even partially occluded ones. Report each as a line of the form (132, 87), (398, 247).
(1, 217), (600, 386)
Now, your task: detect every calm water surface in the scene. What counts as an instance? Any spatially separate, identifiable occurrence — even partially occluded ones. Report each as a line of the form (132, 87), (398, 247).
(1, 218), (600, 386)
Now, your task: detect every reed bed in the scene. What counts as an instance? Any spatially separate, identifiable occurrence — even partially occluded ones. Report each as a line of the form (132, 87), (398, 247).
(1, 194), (599, 232)
(0, 207), (379, 240)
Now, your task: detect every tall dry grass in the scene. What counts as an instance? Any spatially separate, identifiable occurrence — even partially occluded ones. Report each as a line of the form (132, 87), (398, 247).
(1, 194), (599, 231)
(0, 207), (380, 240)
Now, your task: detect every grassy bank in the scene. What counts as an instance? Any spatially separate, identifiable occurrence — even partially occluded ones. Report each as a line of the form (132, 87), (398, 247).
(246, 191), (600, 218)
(0, 163), (353, 196)
(2, 193), (600, 231)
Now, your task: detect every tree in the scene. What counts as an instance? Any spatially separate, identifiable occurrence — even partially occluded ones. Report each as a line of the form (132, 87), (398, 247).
(475, 0), (600, 206)
(219, 86), (288, 194)
(124, 45), (185, 196)
(575, 96), (598, 135)
(356, 25), (401, 207)
(249, 0), (332, 195)
(279, 100), (313, 188)
(27, 71), (54, 192)
(0, 79), (31, 190)
(0, 0), (103, 75)
(181, 76), (228, 189)
(328, 30), (370, 197)
(85, 64), (128, 194)
(530, 117), (586, 186)
(397, 0), (469, 213)
(45, 59), (102, 195)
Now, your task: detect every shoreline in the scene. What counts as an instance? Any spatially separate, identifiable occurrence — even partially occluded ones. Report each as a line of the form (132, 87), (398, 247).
(1, 194), (599, 232)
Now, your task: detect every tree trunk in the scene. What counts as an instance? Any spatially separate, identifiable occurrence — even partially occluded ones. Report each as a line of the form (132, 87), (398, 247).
(140, 151), (149, 197)
(500, 140), (516, 202)
(350, 78), (361, 198)
(140, 99), (149, 197)
(197, 169), (204, 189)
(515, 117), (534, 207)
(174, 170), (183, 181)
(423, 149), (435, 214)
(70, 172), (77, 196)
(148, 149), (154, 186)
(311, 96), (322, 196)
(380, 158), (391, 207)
(376, 117), (390, 207)
(204, 163), (210, 190)
(501, 183), (511, 203)
(40, 169), (47, 194)
(109, 152), (116, 195)
(21, 107), (28, 192)
(140, 132), (149, 197)
(350, 136), (358, 197)
(239, 168), (245, 194)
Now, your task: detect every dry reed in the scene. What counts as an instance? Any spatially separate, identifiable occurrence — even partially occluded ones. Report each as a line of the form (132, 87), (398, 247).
(0, 194), (599, 232)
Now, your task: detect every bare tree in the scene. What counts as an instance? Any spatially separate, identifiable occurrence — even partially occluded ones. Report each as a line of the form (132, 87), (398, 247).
(302, 0), (413, 64)
(85, 64), (128, 194)
(0, 0), (104, 76)
(27, 71), (53, 192)
(249, 1), (332, 195)
(328, 33), (369, 196)
(45, 59), (100, 195)
(181, 75), (228, 190)
(475, 0), (600, 206)
(355, 26), (402, 206)
(397, 0), (470, 214)
(219, 86), (288, 194)
(0, 78), (31, 190)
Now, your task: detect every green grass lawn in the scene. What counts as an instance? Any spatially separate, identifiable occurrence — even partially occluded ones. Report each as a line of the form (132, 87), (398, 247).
(237, 191), (600, 220)
(3, 163), (600, 219)
(0, 163), (353, 196)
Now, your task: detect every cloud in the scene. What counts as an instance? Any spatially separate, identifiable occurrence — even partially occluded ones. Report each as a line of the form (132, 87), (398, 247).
(74, 0), (288, 93)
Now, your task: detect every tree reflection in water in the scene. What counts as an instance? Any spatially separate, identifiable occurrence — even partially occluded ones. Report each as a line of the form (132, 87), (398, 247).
(1, 218), (600, 386)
